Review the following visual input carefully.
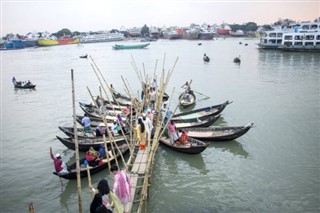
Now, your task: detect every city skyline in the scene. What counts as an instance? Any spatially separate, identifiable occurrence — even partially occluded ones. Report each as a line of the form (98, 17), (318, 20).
(1, 0), (319, 36)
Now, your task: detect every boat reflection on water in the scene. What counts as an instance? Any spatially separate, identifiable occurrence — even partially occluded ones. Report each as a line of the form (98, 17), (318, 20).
(178, 152), (209, 175)
(209, 140), (249, 158)
(14, 87), (36, 93)
(159, 145), (208, 175)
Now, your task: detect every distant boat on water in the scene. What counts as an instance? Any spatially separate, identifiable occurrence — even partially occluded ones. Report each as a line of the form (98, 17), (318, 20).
(80, 33), (124, 43)
(112, 43), (150, 50)
(37, 36), (80, 46)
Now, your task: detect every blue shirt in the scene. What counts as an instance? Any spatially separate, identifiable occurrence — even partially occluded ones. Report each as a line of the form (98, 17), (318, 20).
(82, 116), (91, 127)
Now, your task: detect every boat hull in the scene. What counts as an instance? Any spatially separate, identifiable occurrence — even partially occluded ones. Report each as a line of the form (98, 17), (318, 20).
(112, 43), (150, 50)
(37, 38), (80, 46)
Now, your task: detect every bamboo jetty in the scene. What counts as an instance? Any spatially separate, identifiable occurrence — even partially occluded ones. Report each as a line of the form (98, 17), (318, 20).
(49, 53), (190, 213)
(86, 54), (184, 213)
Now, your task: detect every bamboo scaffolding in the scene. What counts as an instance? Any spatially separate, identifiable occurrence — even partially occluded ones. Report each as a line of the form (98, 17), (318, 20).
(88, 60), (133, 157)
(71, 69), (83, 213)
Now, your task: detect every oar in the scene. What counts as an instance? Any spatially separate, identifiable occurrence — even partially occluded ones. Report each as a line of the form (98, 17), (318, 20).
(59, 177), (64, 187)
(193, 90), (210, 99)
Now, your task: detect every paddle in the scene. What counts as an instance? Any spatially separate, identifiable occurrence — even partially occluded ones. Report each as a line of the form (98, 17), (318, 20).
(193, 90), (210, 99)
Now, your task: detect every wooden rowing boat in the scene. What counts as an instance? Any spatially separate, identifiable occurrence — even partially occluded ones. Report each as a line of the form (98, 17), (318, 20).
(174, 114), (221, 129)
(58, 126), (128, 139)
(56, 135), (127, 151)
(179, 90), (196, 108)
(172, 101), (231, 121)
(53, 144), (129, 179)
(184, 123), (254, 141)
(159, 137), (208, 154)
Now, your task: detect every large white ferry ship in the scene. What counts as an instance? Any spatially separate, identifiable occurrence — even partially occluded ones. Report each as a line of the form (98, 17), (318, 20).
(80, 32), (124, 43)
(258, 20), (320, 51)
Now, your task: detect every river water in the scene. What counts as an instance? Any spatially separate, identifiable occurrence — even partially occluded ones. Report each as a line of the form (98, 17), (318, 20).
(1, 39), (319, 213)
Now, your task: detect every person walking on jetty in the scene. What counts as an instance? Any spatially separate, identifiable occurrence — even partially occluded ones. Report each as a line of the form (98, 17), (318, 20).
(90, 179), (112, 213)
(111, 165), (132, 213)
(142, 113), (153, 144)
(50, 147), (68, 175)
(136, 117), (146, 150)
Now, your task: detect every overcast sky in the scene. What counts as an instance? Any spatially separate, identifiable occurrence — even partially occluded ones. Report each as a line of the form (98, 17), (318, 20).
(1, 0), (319, 36)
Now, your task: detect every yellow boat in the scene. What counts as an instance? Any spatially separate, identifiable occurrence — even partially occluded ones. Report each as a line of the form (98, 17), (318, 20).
(37, 37), (80, 46)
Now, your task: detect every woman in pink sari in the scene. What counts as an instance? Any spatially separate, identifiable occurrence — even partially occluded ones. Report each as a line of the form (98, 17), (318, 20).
(111, 165), (132, 213)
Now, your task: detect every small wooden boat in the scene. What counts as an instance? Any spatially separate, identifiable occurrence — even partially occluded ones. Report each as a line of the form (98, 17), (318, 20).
(53, 144), (129, 179)
(159, 137), (208, 154)
(113, 92), (132, 106)
(172, 101), (231, 121)
(179, 90), (196, 108)
(112, 43), (150, 50)
(79, 101), (126, 111)
(174, 114), (221, 129)
(13, 81), (36, 89)
(58, 126), (127, 139)
(79, 54), (87, 59)
(56, 135), (127, 151)
(234, 57), (241, 63)
(203, 56), (210, 62)
(76, 115), (114, 128)
(184, 123), (254, 141)
(79, 104), (122, 119)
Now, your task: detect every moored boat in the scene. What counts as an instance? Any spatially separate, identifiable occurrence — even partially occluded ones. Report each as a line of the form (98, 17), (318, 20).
(112, 43), (150, 50)
(58, 126), (128, 139)
(159, 136), (208, 154)
(53, 144), (129, 179)
(37, 36), (80, 46)
(184, 123), (254, 141)
(56, 135), (127, 151)
(174, 114), (221, 129)
(172, 101), (231, 121)
(12, 78), (36, 89)
(79, 104), (122, 120)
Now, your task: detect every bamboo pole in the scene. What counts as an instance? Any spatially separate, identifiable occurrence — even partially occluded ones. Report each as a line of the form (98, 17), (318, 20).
(87, 62), (133, 155)
(86, 165), (93, 201)
(103, 134), (111, 173)
(87, 87), (122, 169)
(71, 69), (83, 213)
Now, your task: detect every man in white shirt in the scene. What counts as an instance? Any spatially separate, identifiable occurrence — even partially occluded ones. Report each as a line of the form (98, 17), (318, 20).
(142, 113), (153, 144)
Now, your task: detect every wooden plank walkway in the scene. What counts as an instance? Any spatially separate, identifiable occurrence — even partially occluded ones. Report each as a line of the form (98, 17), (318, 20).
(127, 148), (149, 212)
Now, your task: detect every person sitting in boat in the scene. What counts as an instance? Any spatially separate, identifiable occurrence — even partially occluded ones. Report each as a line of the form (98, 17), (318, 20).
(184, 91), (191, 102)
(112, 120), (123, 135)
(12, 76), (16, 84)
(203, 53), (210, 62)
(123, 104), (131, 122)
(96, 122), (106, 137)
(86, 147), (101, 167)
(50, 147), (68, 175)
(26, 80), (31, 86)
(82, 114), (92, 134)
(99, 144), (106, 159)
(178, 130), (188, 145)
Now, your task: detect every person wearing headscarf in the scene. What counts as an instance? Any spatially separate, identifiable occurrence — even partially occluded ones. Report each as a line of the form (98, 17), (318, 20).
(86, 147), (100, 167)
(111, 165), (132, 213)
(90, 179), (111, 213)
(135, 117), (146, 150)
